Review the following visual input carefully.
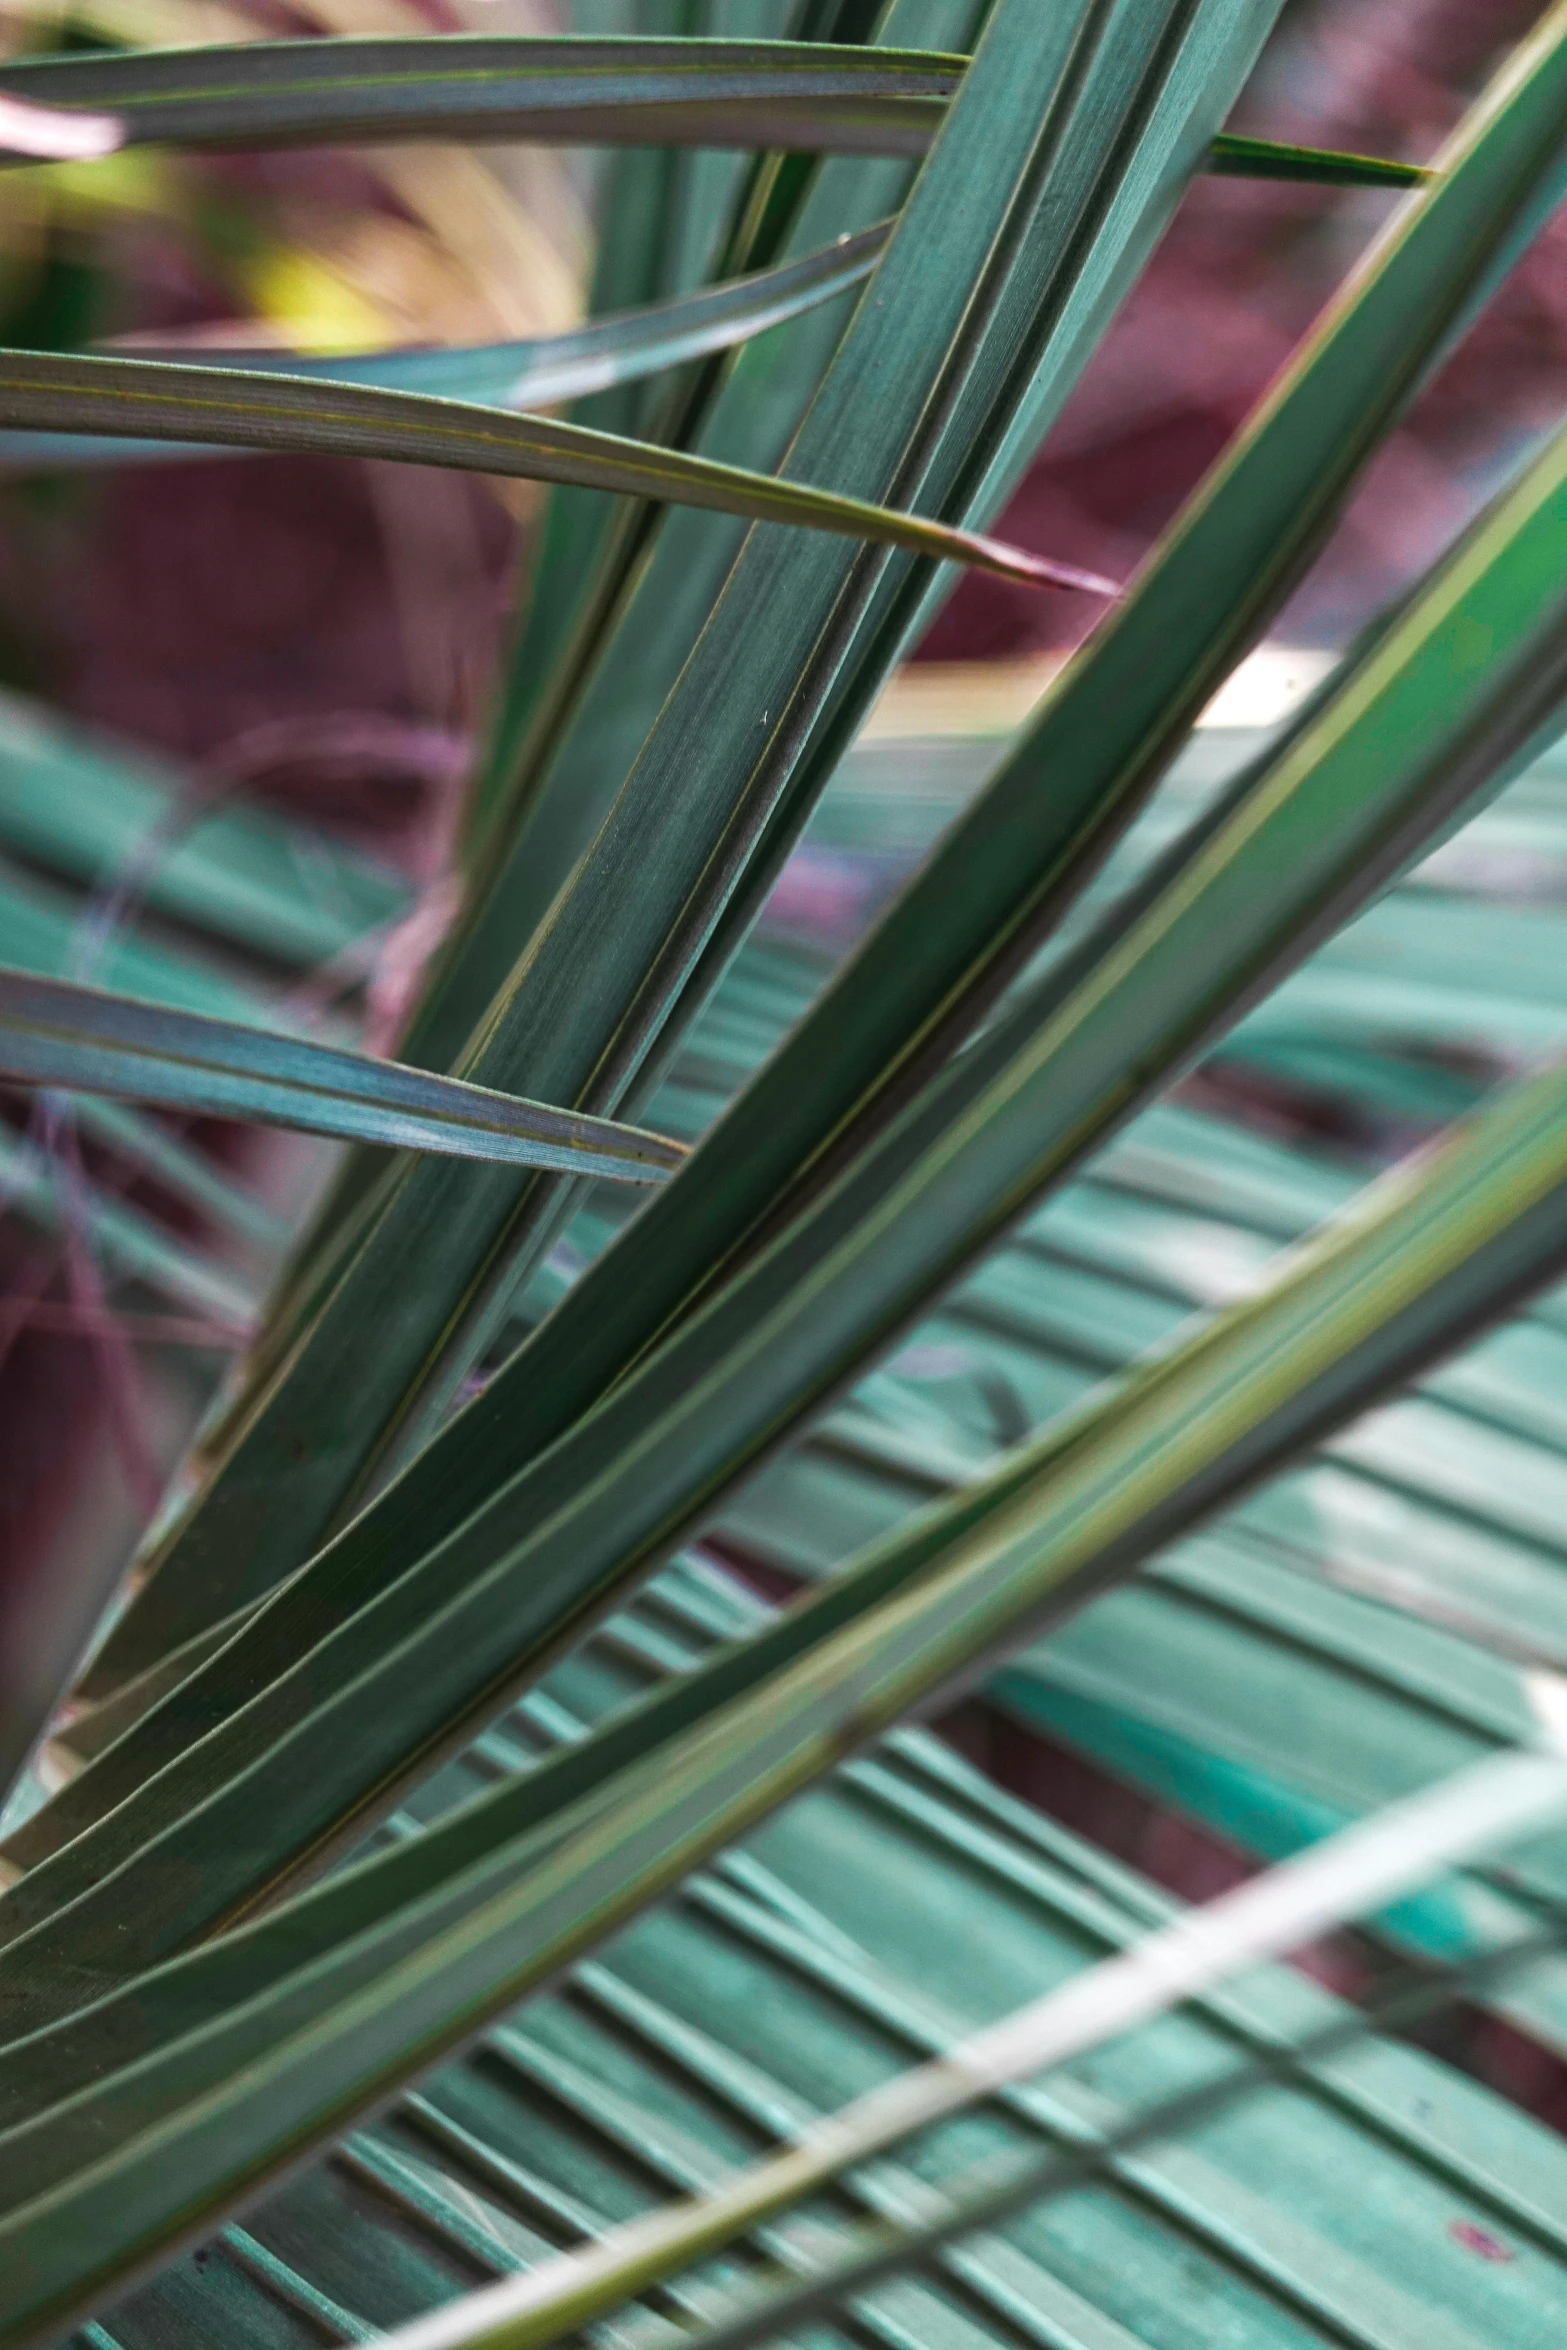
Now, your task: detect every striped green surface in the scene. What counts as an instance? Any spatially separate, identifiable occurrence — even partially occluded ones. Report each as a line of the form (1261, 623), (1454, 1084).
(502, 716), (1567, 2063)
(73, 1557), (1567, 2350)
(11, 704), (1566, 2346)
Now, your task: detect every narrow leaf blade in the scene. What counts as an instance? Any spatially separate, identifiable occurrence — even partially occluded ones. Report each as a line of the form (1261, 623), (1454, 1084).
(0, 220), (894, 474)
(0, 970), (685, 1181)
(0, 348), (1094, 587)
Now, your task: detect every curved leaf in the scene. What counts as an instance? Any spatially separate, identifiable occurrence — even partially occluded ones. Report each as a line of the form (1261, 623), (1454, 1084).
(83, 0), (1566, 1726)
(0, 969), (685, 1180)
(0, 347), (1097, 588)
(67, 1095), (287, 1252)
(12, 360), (1567, 1982)
(0, 218), (894, 473)
(5, 1037), (1567, 2341)
(0, 37), (960, 164)
(0, 691), (407, 966)
(0, 37), (1429, 192)
(86, 0), (1277, 1704)
(420, 0), (1567, 1547)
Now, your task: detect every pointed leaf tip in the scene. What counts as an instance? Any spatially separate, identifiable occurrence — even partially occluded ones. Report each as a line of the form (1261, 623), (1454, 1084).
(953, 529), (1120, 592)
(0, 969), (688, 1182)
(992, 543), (1121, 595)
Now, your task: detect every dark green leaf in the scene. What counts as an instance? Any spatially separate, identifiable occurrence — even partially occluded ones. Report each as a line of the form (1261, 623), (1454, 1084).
(448, 0), (1567, 1535)
(93, 0), (1281, 1705)
(17, 363), (1567, 1968)
(0, 37), (960, 164)
(431, 1), (959, 1073)
(0, 968), (686, 1179)
(0, 36), (1432, 192)
(4, 1034), (1567, 2341)
(0, 348), (1086, 586)
(84, 0), (1562, 1725)
(1207, 131), (1428, 186)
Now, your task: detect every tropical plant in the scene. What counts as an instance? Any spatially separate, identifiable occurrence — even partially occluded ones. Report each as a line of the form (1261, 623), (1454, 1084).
(4, 2), (1567, 2346)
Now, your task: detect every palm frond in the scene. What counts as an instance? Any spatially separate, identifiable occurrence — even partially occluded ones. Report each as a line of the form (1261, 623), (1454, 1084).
(94, 0), (1290, 1701)
(1, 2), (1566, 2341)
(368, 1735), (1567, 2350)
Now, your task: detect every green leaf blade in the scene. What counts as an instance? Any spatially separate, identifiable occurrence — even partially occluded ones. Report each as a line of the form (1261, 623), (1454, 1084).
(0, 969), (686, 1180)
(433, 0), (1567, 1549)
(0, 348), (1086, 585)
(90, 0), (1558, 1735)
(0, 36), (961, 161)
(69, 0), (1149, 1692)
(0, 218), (895, 474)
(5, 1040), (1567, 2341)
(23, 341), (1567, 1948)
(1208, 131), (1430, 187)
